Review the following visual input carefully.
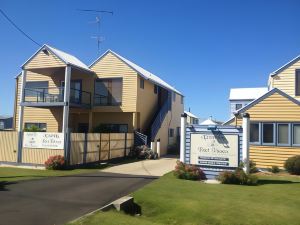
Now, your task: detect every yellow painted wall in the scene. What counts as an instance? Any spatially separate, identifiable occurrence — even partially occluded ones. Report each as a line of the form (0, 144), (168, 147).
(24, 50), (65, 69)
(90, 52), (138, 112)
(154, 92), (184, 155)
(270, 59), (300, 101)
(137, 77), (159, 133)
(15, 72), (64, 132)
(232, 91), (300, 168)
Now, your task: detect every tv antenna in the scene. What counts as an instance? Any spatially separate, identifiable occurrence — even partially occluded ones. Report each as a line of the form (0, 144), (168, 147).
(77, 9), (113, 55)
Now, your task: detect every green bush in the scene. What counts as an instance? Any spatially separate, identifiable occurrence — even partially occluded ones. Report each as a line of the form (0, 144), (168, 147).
(217, 168), (258, 185)
(239, 160), (259, 173)
(24, 125), (42, 132)
(268, 165), (280, 173)
(284, 156), (300, 175)
(174, 160), (206, 181)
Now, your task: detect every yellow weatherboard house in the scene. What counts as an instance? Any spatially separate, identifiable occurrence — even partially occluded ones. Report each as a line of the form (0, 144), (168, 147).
(225, 54), (300, 168)
(14, 44), (184, 155)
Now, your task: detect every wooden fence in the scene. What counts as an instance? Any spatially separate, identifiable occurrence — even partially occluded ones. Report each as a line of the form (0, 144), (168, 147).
(0, 131), (134, 166)
(0, 131), (18, 162)
(69, 133), (134, 165)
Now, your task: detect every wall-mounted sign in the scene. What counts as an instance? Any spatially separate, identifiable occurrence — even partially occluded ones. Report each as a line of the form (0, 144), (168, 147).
(23, 132), (64, 150)
(190, 132), (239, 168)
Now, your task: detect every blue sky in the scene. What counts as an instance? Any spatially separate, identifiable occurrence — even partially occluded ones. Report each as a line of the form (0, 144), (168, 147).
(1, 0), (300, 121)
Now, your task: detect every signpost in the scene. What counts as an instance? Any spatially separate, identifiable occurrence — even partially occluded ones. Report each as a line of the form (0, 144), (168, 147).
(23, 132), (64, 150)
(190, 132), (239, 168)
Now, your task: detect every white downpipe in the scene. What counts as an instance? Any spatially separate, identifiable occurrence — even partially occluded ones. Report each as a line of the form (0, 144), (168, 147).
(150, 141), (155, 150)
(180, 113), (187, 162)
(242, 113), (250, 174)
(156, 140), (160, 158)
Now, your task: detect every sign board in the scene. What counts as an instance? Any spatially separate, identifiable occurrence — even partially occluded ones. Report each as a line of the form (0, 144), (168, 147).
(190, 132), (239, 168)
(23, 132), (64, 150)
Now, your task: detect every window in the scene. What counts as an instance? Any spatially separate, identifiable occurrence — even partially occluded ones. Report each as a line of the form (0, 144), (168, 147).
(96, 124), (128, 133)
(296, 70), (300, 96)
(250, 123), (260, 144)
(154, 85), (158, 94)
(173, 92), (176, 102)
(0, 121), (4, 130)
(61, 80), (82, 103)
(262, 123), (275, 145)
(181, 96), (184, 104)
(293, 124), (300, 145)
(25, 123), (47, 132)
(25, 81), (49, 97)
(235, 104), (243, 111)
(176, 127), (180, 136)
(277, 123), (290, 146)
(140, 78), (144, 89)
(169, 128), (174, 137)
(94, 78), (122, 106)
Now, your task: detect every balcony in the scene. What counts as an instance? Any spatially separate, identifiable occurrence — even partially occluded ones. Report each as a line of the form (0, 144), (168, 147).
(93, 93), (122, 106)
(22, 87), (91, 108)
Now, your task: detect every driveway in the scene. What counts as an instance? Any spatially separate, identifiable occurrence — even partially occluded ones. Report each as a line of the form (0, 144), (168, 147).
(0, 172), (156, 225)
(103, 156), (177, 176)
(0, 157), (177, 225)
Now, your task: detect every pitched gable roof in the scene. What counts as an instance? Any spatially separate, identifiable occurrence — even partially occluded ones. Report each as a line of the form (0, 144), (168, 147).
(229, 87), (268, 100)
(90, 50), (182, 95)
(22, 44), (92, 73)
(270, 54), (300, 77)
(224, 88), (300, 125)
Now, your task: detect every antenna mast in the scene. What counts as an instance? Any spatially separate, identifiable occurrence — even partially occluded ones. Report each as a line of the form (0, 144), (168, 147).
(77, 9), (113, 55)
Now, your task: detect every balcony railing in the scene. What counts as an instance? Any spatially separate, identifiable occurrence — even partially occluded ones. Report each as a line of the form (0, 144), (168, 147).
(23, 87), (91, 107)
(93, 93), (122, 106)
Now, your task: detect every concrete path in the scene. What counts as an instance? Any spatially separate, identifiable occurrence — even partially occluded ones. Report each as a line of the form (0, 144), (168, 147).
(0, 172), (156, 225)
(103, 157), (178, 176)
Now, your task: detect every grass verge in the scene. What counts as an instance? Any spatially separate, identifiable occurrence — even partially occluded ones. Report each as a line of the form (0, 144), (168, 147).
(68, 172), (300, 225)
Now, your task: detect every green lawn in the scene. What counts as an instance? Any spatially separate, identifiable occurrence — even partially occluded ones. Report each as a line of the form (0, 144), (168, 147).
(68, 173), (300, 225)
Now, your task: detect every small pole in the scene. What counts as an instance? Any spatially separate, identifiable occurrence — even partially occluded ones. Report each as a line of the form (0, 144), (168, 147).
(124, 133), (127, 158)
(156, 139), (160, 158)
(180, 113), (187, 162)
(242, 113), (250, 174)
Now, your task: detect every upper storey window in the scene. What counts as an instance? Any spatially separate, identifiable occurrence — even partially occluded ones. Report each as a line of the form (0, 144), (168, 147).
(296, 70), (300, 96)
(94, 78), (122, 106)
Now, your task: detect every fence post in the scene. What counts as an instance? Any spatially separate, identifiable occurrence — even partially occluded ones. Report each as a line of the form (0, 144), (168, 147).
(99, 133), (102, 162)
(83, 133), (87, 164)
(65, 130), (71, 165)
(108, 133), (111, 160)
(124, 133), (127, 158)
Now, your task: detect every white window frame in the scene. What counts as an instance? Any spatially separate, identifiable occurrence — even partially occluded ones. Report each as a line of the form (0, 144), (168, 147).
(277, 123), (291, 146)
(292, 123), (300, 147)
(262, 122), (276, 146)
(250, 122), (261, 145)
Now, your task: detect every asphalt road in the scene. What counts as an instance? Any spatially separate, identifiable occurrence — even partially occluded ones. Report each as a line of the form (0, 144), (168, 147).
(0, 172), (156, 225)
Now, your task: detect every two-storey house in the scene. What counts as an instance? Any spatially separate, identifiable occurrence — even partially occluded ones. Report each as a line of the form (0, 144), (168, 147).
(14, 45), (184, 155)
(224, 54), (300, 168)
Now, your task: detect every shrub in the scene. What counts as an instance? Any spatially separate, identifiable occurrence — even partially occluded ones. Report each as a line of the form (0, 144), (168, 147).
(174, 160), (206, 181)
(239, 160), (259, 173)
(268, 165), (280, 173)
(24, 125), (42, 132)
(217, 168), (258, 185)
(45, 155), (65, 170)
(284, 156), (300, 175)
(129, 145), (158, 159)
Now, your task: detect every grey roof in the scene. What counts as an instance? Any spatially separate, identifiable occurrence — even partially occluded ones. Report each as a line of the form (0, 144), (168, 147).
(90, 50), (182, 95)
(0, 115), (12, 120)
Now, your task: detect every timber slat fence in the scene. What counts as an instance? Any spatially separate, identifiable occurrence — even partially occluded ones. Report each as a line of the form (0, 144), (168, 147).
(0, 131), (134, 165)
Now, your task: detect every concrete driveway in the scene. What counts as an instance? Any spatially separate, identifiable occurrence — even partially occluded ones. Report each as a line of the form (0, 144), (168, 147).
(0, 172), (156, 225)
(103, 156), (177, 176)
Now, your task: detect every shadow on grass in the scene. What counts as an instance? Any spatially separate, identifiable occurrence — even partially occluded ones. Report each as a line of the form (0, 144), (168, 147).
(257, 179), (300, 185)
(0, 181), (16, 191)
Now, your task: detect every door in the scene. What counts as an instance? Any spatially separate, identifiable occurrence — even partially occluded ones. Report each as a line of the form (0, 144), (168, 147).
(61, 80), (82, 104)
(78, 123), (89, 133)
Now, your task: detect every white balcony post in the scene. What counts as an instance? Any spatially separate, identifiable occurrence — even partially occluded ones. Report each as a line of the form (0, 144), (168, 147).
(180, 113), (187, 162)
(17, 69), (27, 163)
(62, 66), (71, 134)
(242, 113), (250, 174)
